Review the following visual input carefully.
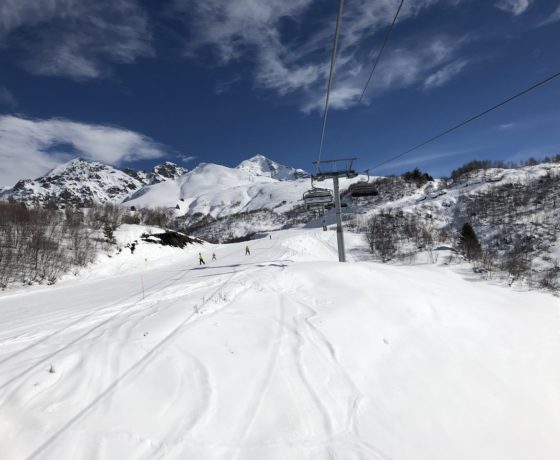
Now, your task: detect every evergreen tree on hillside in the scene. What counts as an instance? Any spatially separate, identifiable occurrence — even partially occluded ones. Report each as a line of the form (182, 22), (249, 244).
(103, 222), (115, 244)
(458, 223), (482, 260)
(401, 168), (434, 187)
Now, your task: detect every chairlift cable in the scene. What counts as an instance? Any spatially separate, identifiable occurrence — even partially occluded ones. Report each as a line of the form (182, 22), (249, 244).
(363, 68), (560, 172)
(317, 0), (345, 173)
(359, 0), (405, 103)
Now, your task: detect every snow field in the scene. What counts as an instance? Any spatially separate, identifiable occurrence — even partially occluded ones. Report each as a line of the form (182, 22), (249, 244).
(0, 228), (559, 459)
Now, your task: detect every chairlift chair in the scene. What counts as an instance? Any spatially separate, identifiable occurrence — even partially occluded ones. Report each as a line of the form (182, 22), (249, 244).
(348, 169), (378, 197)
(303, 187), (334, 210)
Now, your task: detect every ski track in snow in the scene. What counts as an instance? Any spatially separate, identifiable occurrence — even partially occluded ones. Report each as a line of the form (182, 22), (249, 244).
(229, 290), (287, 460)
(1, 228), (560, 460)
(0, 269), (200, 394)
(23, 266), (245, 460)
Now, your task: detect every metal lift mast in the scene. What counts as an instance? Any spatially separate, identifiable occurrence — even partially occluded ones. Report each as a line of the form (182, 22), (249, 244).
(312, 158), (357, 262)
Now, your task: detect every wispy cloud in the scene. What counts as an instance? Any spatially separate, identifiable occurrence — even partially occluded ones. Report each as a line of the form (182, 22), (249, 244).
(374, 148), (474, 172)
(0, 87), (17, 109)
(537, 4), (560, 26)
(174, 0), (471, 112)
(177, 154), (197, 164)
(0, 116), (166, 187)
(0, 0), (152, 79)
(424, 59), (469, 89)
(494, 0), (532, 16)
(497, 122), (517, 130)
(215, 75), (242, 95)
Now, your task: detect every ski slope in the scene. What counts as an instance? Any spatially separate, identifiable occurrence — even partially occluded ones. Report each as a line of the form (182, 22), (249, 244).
(0, 227), (559, 460)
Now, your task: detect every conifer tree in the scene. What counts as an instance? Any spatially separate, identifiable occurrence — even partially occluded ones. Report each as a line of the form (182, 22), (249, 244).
(458, 222), (482, 260)
(103, 222), (115, 244)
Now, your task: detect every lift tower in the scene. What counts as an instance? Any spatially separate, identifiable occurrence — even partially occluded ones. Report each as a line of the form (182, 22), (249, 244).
(312, 158), (357, 262)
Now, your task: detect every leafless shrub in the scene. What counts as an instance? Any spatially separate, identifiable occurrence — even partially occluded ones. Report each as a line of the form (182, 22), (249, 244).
(364, 209), (437, 262)
(0, 201), (98, 288)
(539, 263), (559, 291)
(139, 207), (172, 228)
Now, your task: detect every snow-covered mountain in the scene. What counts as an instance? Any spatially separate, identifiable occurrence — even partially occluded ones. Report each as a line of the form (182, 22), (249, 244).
(237, 154), (308, 180)
(123, 158), (363, 225)
(3, 154), (560, 282)
(1, 158), (143, 207)
(124, 161), (326, 217)
(0, 158), (188, 207)
(0, 155), (306, 208)
(123, 161), (188, 186)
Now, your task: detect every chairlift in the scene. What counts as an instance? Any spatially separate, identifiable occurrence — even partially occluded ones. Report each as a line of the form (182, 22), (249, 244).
(303, 178), (334, 209)
(348, 169), (378, 197)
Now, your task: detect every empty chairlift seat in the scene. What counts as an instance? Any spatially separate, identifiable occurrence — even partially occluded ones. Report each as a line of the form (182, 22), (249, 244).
(347, 181), (379, 198)
(303, 188), (334, 209)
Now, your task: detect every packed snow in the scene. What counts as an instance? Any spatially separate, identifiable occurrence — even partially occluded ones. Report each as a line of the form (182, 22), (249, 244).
(1, 226), (559, 460)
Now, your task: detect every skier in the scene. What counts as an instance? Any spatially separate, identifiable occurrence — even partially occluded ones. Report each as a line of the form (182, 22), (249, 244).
(269, 234), (272, 240)
(212, 252), (217, 261)
(245, 245), (251, 256)
(198, 252), (205, 265)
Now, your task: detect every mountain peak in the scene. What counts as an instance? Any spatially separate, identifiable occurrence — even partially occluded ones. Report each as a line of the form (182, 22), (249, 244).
(152, 161), (188, 179)
(4, 157), (142, 207)
(46, 157), (104, 177)
(237, 155), (309, 180)
(2, 156), (188, 207)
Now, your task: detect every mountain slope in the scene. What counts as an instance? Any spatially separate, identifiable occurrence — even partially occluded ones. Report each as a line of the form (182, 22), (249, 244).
(125, 162), (340, 218)
(0, 158), (188, 207)
(1, 158), (143, 206)
(0, 228), (558, 459)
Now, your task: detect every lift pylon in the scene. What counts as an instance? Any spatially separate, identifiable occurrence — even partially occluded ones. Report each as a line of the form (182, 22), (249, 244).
(312, 158), (357, 262)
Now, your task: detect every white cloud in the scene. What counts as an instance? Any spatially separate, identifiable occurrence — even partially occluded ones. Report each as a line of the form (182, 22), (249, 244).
(302, 37), (466, 112)
(174, 0), (469, 112)
(0, 0), (152, 79)
(0, 116), (166, 187)
(424, 59), (469, 89)
(494, 0), (532, 15)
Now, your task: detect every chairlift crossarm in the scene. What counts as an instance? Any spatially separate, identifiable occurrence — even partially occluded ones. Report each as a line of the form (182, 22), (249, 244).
(312, 157), (358, 181)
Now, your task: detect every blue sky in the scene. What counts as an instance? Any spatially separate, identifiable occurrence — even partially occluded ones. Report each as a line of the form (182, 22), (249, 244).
(0, 0), (559, 186)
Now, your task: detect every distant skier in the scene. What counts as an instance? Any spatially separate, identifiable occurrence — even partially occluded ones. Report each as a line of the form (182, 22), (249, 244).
(198, 253), (205, 265)
(212, 252), (217, 261)
(269, 234), (272, 240)
(245, 245), (251, 256)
